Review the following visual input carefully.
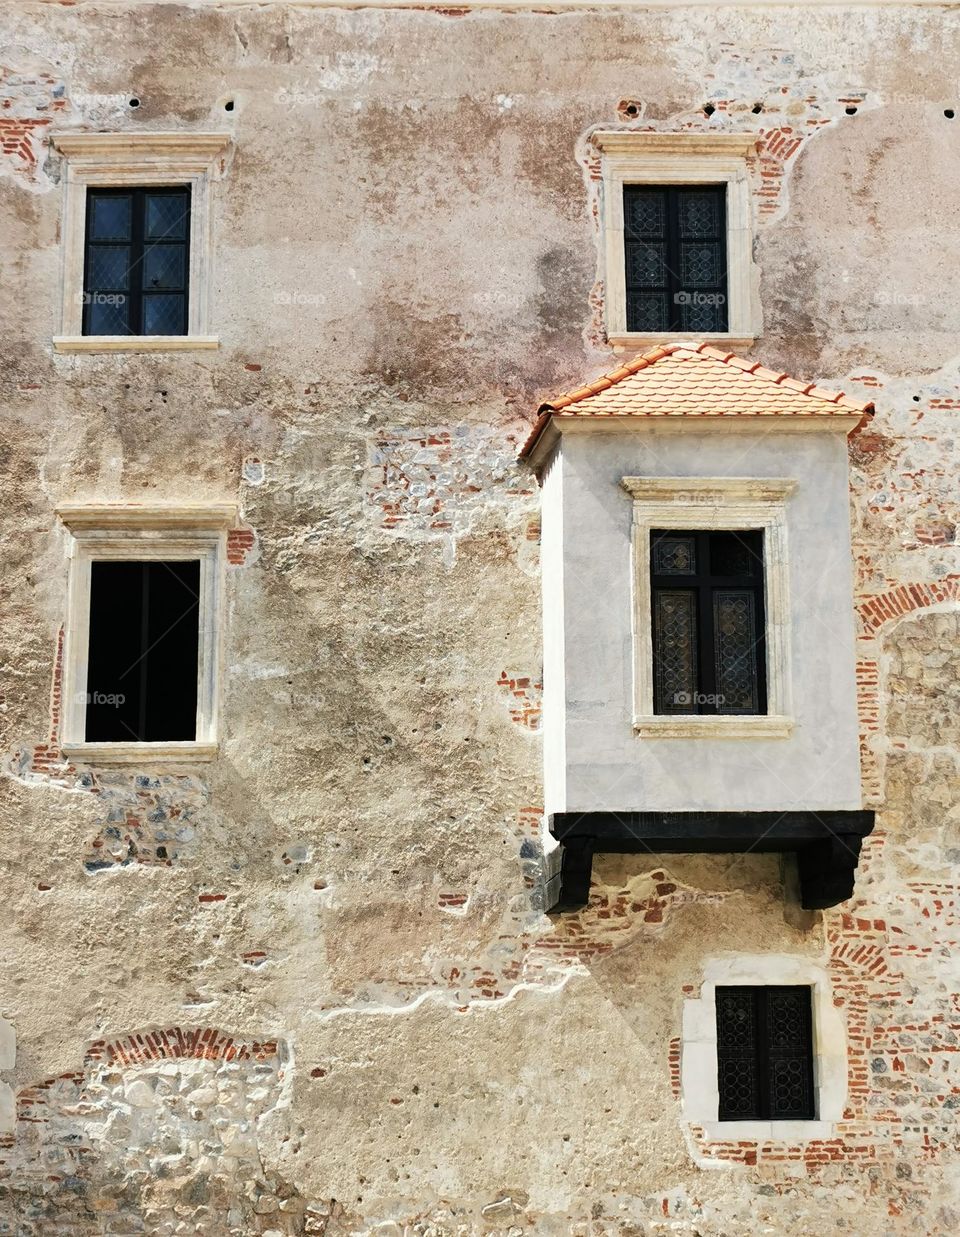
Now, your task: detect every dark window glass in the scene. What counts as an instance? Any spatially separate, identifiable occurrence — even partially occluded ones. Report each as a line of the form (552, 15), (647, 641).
(623, 185), (728, 333)
(85, 560), (200, 742)
(716, 986), (815, 1121)
(83, 187), (190, 336)
(650, 529), (765, 715)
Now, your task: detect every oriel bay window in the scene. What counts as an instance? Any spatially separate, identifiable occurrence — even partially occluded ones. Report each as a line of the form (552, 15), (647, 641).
(83, 187), (191, 336)
(651, 529), (766, 716)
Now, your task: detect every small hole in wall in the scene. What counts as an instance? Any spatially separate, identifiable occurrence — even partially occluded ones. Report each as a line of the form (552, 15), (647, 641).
(912, 395), (921, 402)
(751, 102), (763, 114)
(128, 97), (140, 109)
(623, 102), (640, 118)
(224, 98), (235, 112)
(703, 103), (716, 116)
(845, 106), (858, 115)
(945, 108), (956, 119)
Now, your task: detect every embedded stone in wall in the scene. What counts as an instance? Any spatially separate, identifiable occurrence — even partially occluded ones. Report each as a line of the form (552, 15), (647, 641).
(0, 1029), (305, 1233)
(84, 772), (210, 871)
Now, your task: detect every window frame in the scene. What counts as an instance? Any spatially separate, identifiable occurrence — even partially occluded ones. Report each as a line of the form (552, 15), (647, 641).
(57, 505), (235, 763)
(593, 131), (760, 350)
(681, 956), (848, 1141)
(621, 476), (795, 738)
(50, 132), (230, 353)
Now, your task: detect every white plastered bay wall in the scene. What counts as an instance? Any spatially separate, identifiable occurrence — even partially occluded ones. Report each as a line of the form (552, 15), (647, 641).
(541, 426), (863, 815)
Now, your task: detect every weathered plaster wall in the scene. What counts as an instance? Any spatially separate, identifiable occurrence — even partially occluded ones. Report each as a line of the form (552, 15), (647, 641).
(1, 2), (960, 1233)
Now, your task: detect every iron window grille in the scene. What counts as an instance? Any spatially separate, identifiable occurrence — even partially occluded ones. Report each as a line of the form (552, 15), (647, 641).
(623, 184), (728, 333)
(716, 985), (816, 1121)
(650, 529), (767, 716)
(82, 186), (191, 336)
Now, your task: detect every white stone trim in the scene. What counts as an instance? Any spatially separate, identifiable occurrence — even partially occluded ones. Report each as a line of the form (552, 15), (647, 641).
(681, 955), (848, 1141)
(53, 335), (220, 354)
(622, 476), (794, 734)
(49, 132), (230, 347)
(593, 131), (760, 345)
(0, 1014), (13, 1136)
(57, 504), (235, 764)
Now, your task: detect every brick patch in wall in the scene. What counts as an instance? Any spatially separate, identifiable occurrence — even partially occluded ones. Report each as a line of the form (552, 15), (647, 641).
(497, 670), (542, 730)
(226, 525), (257, 566)
(852, 579), (960, 804)
(366, 425), (535, 539)
(85, 1027), (282, 1068)
(1, 61), (69, 184)
(2, 1027), (305, 1230)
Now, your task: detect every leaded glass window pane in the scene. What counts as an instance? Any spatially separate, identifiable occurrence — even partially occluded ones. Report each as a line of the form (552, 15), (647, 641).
(87, 295), (130, 335)
(87, 246), (131, 291)
(653, 535), (696, 575)
(89, 194), (131, 241)
(145, 192), (189, 239)
(714, 590), (760, 713)
(626, 291), (669, 333)
(653, 590), (697, 714)
(143, 293), (187, 335)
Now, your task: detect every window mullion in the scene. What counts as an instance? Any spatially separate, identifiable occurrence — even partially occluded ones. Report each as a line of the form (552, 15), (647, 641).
(755, 989), (770, 1121)
(666, 187), (681, 330)
(130, 188), (145, 335)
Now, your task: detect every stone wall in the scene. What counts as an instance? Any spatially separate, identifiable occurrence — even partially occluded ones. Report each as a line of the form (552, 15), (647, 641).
(1, 2), (960, 1233)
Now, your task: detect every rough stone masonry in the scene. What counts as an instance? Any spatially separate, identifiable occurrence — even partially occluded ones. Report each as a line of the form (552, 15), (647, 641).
(1, 1), (960, 1233)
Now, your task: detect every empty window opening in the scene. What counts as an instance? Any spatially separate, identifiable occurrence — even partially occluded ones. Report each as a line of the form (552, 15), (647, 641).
(85, 560), (200, 742)
(83, 186), (191, 336)
(716, 985), (816, 1121)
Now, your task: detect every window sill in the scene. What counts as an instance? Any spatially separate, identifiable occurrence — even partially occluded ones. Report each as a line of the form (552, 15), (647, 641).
(53, 336), (220, 354)
(607, 332), (757, 352)
(61, 742), (218, 765)
(633, 715), (794, 739)
(699, 1120), (836, 1141)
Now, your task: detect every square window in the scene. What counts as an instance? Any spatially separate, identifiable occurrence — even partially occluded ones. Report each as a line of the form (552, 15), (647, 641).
(715, 986), (816, 1121)
(83, 187), (190, 337)
(650, 529), (766, 715)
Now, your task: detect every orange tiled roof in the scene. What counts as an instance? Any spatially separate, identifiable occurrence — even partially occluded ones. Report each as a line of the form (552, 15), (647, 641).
(519, 343), (875, 459)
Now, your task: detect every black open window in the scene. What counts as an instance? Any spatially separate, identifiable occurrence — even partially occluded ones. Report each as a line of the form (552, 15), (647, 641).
(650, 529), (766, 716)
(85, 561), (200, 742)
(716, 986), (816, 1121)
(623, 184), (728, 333)
(82, 187), (191, 336)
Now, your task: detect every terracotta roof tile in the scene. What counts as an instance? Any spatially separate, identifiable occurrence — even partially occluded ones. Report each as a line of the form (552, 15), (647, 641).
(519, 342), (875, 459)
